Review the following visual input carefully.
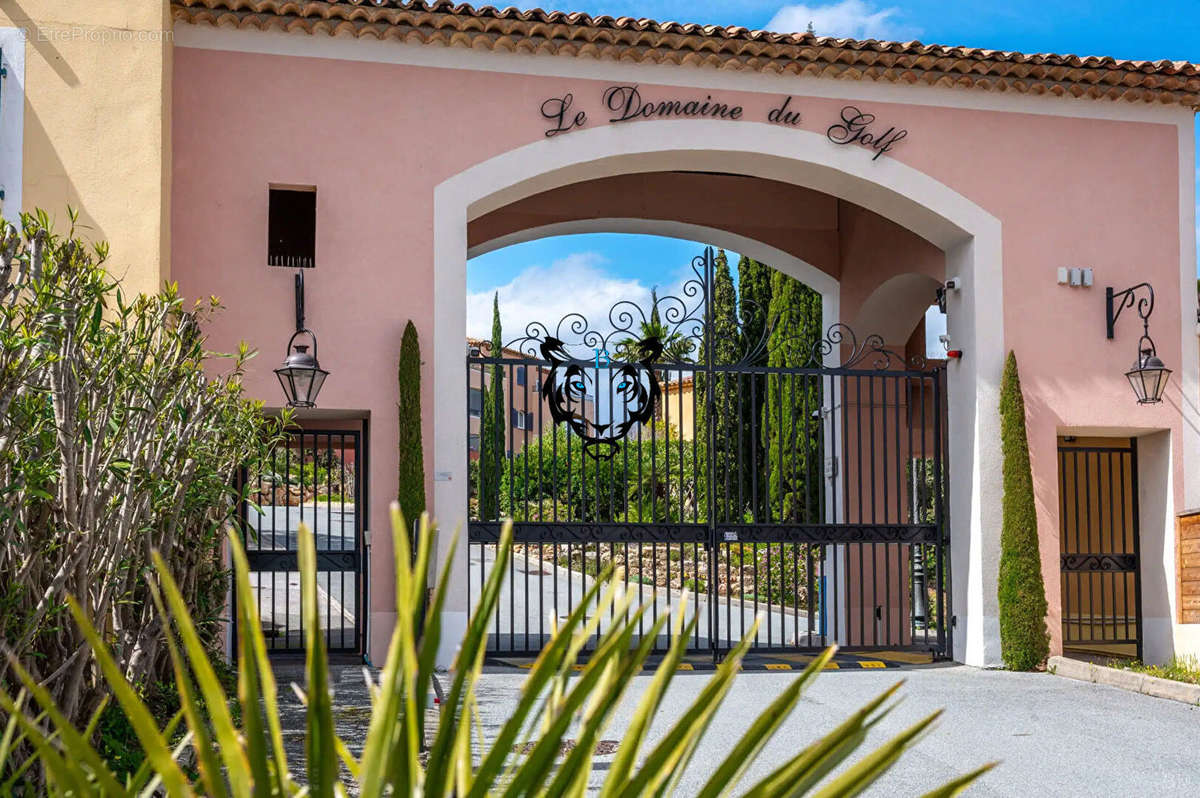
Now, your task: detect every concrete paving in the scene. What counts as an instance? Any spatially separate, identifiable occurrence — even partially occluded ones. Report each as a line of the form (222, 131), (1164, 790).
(478, 545), (830, 652)
(473, 662), (1200, 796)
(245, 504), (360, 650)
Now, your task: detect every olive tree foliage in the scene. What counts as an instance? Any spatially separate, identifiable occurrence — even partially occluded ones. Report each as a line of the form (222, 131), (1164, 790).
(0, 212), (285, 738)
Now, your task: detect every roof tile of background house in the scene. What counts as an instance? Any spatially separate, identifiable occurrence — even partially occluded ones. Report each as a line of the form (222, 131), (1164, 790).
(173, 1), (1200, 109)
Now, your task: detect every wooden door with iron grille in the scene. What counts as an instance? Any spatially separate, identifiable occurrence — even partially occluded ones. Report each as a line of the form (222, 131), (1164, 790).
(1058, 437), (1141, 661)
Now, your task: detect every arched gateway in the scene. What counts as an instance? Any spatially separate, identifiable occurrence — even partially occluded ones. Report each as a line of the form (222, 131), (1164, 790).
(167, 3), (1198, 670)
(433, 122), (1004, 667)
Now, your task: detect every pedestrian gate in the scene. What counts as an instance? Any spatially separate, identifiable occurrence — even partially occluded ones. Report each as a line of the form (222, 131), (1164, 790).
(240, 428), (365, 653)
(467, 248), (950, 658)
(1058, 437), (1141, 661)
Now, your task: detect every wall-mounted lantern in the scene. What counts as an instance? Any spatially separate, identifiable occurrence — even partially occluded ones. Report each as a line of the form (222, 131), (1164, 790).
(274, 270), (329, 408)
(1106, 282), (1170, 404)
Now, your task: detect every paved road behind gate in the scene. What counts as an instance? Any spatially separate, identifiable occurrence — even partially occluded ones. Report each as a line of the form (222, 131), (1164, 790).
(474, 663), (1200, 796)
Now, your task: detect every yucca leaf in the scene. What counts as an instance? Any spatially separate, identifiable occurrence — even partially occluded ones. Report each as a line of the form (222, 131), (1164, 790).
(919, 762), (997, 797)
(356, 622), (407, 797)
(424, 520), (515, 797)
(335, 736), (362, 782)
(0, 689), (27, 774)
(297, 522), (339, 796)
(739, 682), (903, 798)
(0, 693), (71, 795)
(382, 505), (423, 795)
(236, 605), (274, 795)
(500, 603), (663, 798)
(622, 616), (760, 797)
(142, 731), (198, 798)
(82, 695), (110, 743)
(148, 579), (229, 798)
(356, 515), (442, 798)
(151, 550), (252, 795)
(470, 562), (637, 797)
(454, 657), (485, 797)
(542, 604), (666, 798)
(5, 707), (89, 796)
(453, 689), (476, 798)
(809, 710), (943, 798)
(3, 652), (126, 794)
(413, 513), (455, 758)
(65, 595), (192, 796)
(0, 706), (55, 795)
(126, 711), (185, 795)
(229, 528), (293, 794)
(599, 595), (695, 797)
(694, 646), (838, 798)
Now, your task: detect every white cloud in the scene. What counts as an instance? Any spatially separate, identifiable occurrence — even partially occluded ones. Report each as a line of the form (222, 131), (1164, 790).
(467, 252), (685, 352)
(767, 0), (921, 41)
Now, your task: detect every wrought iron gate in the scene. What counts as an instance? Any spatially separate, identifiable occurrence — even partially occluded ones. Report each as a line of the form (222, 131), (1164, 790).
(468, 248), (949, 658)
(1058, 437), (1141, 661)
(240, 429), (364, 653)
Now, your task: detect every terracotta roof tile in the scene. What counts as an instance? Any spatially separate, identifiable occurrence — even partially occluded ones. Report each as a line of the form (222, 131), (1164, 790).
(172, 1), (1200, 109)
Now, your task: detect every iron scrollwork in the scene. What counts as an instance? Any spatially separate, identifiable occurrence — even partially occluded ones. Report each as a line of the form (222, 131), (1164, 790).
(499, 246), (935, 460)
(1060, 554), (1137, 573)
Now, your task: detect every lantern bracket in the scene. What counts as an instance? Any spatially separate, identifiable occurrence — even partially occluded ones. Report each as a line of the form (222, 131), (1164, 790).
(294, 268), (306, 332)
(1106, 282), (1154, 342)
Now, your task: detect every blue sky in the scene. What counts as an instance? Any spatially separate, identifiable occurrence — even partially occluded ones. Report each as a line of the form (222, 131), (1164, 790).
(469, 1), (1199, 349)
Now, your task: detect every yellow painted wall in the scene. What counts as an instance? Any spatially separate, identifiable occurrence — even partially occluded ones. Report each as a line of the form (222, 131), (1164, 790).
(0, 0), (171, 293)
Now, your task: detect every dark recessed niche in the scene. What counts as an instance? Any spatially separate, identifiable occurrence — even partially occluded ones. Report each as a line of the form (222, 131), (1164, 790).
(268, 186), (316, 268)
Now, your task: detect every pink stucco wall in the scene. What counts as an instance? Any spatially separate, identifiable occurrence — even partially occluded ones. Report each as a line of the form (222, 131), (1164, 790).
(171, 44), (1186, 660)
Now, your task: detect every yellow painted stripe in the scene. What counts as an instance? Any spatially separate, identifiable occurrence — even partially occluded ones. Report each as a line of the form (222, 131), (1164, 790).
(677, 663), (694, 671)
(823, 662), (840, 670)
(518, 663), (533, 669)
(872, 650), (935, 664)
(572, 664), (586, 671)
(858, 661), (887, 669)
(765, 663), (792, 670)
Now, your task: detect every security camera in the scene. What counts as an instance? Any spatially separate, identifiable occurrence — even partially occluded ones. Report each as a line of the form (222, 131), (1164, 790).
(944, 277), (962, 291)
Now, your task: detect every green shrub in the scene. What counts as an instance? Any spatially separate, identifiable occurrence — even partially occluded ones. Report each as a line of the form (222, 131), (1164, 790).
(0, 211), (285, 779)
(998, 352), (1050, 670)
(1112, 654), (1200, 685)
(499, 424), (701, 524)
(0, 507), (994, 795)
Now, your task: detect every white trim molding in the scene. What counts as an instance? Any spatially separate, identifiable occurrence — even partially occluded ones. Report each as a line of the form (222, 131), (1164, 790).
(0, 27), (25, 218)
(432, 119), (1004, 668)
(469, 217), (840, 301)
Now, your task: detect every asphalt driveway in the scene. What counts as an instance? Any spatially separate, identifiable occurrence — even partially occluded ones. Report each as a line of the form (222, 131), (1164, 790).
(474, 662), (1200, 796)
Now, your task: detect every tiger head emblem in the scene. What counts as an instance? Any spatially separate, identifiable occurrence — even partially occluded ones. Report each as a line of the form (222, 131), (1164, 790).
(540, 335), (663, 460)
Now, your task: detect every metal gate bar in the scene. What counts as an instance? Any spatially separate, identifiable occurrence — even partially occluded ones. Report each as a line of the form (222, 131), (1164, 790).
(466, 247), (949, 658)
(240, 429), (363, 654)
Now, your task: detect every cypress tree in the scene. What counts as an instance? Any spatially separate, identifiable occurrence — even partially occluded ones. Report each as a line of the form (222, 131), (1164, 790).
(738, 256), (772, 365)
(764, 271), (822, 522)
(998, 351), (1049, 670)
(738, 256), (772, 518)
(397, 320), (426, 529)
(479, 294), (505, 519)
(698, 250), (742, 520)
